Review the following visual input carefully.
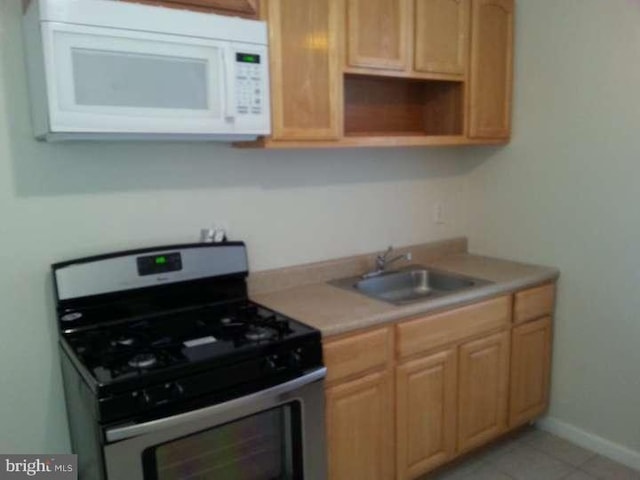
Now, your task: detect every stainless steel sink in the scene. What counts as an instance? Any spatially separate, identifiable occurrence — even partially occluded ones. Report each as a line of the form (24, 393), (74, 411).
(330, 266), (492, 305)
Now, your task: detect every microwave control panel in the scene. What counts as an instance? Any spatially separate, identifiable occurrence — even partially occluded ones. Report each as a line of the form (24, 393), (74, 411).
(235, 52), (265, 117)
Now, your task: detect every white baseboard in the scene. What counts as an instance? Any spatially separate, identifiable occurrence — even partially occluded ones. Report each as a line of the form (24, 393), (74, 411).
(537, 416), (640, 472)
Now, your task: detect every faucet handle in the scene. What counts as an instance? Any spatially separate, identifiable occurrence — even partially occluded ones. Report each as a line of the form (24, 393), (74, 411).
(375, 246), (393, 269)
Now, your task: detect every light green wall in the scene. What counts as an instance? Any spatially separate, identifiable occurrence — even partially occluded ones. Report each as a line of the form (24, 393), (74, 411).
(0, 1), (472, 452)
(465, 0), (640, 462)
(5, 0), (639, 463)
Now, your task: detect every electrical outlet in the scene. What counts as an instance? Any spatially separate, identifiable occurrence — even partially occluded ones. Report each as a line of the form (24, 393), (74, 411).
(434, 202), (446, 225)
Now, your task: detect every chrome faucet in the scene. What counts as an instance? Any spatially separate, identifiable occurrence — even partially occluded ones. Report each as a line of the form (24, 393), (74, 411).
(363, 246), (412, 278)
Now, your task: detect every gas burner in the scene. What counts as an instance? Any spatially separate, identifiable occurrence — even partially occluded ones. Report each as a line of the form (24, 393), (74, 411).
(61, 312), (83, 322)
(245, 327), (275, 342)
(112, 336), (136, 347)
(128, 353), (157, 369)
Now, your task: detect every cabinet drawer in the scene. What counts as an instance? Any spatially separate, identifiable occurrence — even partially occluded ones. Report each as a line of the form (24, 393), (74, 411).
(514, 284), (556, 324)
(397, 296), (511, 359)
(324, 327), (392, 383)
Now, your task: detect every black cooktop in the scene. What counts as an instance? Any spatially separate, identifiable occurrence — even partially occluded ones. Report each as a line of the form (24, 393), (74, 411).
(63, 301), (317, 385)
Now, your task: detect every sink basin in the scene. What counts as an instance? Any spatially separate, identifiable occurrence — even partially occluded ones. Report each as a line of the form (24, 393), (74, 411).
(330, 267), (492, 305)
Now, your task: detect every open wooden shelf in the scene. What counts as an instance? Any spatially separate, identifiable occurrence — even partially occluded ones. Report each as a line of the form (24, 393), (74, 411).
(344, 74), (464, 137)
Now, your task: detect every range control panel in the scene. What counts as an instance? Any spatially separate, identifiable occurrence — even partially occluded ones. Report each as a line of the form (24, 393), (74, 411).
(235, 52), (265, 116)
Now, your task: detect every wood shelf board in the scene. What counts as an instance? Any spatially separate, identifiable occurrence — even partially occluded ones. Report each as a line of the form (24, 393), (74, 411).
(344, 67), (465, 83)
(233, 135), (507, 149)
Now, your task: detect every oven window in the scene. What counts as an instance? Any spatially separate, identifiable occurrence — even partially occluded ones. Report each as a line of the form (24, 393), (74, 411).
(143, 404), (302, 480)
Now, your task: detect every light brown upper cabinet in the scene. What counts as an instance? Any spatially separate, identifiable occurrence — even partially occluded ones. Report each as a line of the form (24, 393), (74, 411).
(414, 0), (471, 77)
(343, 0), (470, 79)
(468, 0), (514, 139)
(345, 0), (408, 71)
(240, 0), (514, 148)
(121, 0), (260, 18)
(264, 0), (341, 140)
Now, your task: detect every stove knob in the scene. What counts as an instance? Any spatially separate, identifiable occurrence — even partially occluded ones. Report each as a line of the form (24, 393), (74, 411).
(141, 390), (153, 407)
(169, 382), (185, 399)
(140, 382), (185, 408)
(288, 351), (302, 368)
(274, 316), (291, 334)
(265, 355), (278, 371)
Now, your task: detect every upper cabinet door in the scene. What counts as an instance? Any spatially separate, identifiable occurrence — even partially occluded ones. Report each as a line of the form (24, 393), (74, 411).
(267, 0), (341, 140)
(346, 0), (408, 71)
(123, 0), (260, 18)
(468, 0), (514, 138)
(414, 0), (470, 76)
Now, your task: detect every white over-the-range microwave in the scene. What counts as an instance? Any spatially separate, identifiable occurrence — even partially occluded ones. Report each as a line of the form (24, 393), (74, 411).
(23, 0), (271, 141)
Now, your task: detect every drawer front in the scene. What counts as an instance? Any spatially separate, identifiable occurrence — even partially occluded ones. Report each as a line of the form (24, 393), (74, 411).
(397, 296), (511, 359)
(514, 283), (556, 324)
(324, 327), (392, 383)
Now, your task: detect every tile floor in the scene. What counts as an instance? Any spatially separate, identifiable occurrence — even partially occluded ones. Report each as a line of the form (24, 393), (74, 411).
(425, 427), (640, 480)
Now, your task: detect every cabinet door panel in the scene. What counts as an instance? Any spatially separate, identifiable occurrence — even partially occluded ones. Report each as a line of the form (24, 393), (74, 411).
(268, 0), (341, 140)
(414, 0), (470, 76)
(397, 349), (457, 480)
(346, 0), (408, 71)
(326, 371), (394, 480)
(468, 0), (514, 138)
(510, 317), (552, 427)
(458, 330), (510, 452)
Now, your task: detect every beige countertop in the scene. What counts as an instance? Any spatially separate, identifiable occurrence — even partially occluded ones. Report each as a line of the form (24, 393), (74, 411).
(250, 248), (559, 337)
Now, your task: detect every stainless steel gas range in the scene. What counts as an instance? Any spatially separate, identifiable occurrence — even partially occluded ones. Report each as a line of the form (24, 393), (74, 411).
(52, 242), (327, 480)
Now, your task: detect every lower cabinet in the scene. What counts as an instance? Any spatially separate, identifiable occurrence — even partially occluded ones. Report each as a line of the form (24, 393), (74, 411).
(395, 330), (510, 479)
(324, 283), (555, 480)
(396, 349), (457, 480)
(509, 316), (552, 427)
(326, 370), (395, 480)
(458, 331), (510, 453)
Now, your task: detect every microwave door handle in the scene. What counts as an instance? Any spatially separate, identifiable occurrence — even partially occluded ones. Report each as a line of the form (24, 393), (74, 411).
(222, 47), (236, 122)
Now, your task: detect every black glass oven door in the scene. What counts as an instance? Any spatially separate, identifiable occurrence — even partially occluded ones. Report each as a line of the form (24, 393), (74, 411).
(143, 404), (302, 480)
(103, 369), (326, 480)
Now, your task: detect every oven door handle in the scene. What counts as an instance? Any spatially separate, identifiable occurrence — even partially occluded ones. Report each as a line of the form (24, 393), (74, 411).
(105, 367), (326, 443)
